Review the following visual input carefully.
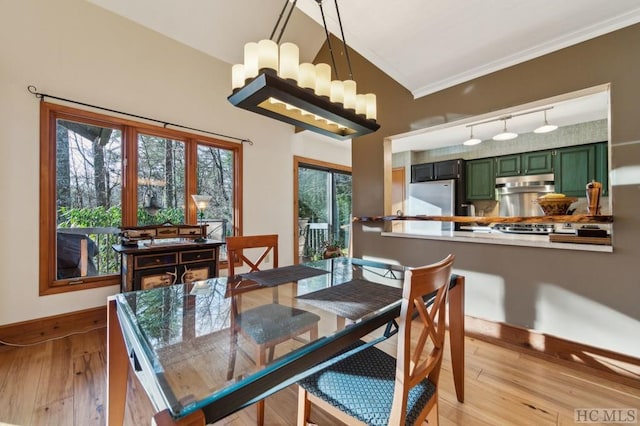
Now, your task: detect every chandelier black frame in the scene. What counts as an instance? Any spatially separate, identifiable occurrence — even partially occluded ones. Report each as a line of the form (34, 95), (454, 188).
(227, 0), (380, 140)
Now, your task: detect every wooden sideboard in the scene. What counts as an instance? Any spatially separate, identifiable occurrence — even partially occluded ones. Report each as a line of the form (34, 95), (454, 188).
(112, 240), (225, 292)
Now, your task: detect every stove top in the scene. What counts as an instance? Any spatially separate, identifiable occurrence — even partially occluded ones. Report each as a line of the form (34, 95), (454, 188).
(491, 223), (555, 234)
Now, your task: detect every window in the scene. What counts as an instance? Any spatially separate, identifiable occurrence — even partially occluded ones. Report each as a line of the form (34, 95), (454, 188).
(39, 102), (241, 295)
(137, 133), (186, 225)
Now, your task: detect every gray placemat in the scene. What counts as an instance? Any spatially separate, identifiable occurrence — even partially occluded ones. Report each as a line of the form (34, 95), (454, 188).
(296, 279), (402, 320)
(240, 264), (329, 287)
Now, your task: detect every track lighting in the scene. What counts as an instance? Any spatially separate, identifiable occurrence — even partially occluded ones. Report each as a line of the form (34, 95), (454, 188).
(463, 126), (482, 146)
(534, 110), (558, 133)
(492, 119), (518, 141)
(463, 107), (557, 145)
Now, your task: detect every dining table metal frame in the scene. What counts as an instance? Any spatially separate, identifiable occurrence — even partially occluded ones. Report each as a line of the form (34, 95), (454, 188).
(106, 257), (465, 425)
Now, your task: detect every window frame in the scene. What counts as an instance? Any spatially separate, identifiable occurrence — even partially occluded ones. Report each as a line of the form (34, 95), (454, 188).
(39, 102), (242, 295)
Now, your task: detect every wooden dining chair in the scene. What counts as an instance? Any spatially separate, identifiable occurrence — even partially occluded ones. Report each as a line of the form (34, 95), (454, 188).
(297, 254), (455, 426)
(225, 234), (321, 426)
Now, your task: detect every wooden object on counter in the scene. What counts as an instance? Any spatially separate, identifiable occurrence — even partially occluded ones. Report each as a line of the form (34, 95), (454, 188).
(353, 214), (613, 225)
(548, 234), (612, 245)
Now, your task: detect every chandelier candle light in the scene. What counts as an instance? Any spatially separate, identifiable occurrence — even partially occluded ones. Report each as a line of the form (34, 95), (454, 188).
(228, 0), (379, 140)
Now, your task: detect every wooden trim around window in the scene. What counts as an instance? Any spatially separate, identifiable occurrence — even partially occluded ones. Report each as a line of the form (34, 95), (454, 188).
(39, 101), (242, 294)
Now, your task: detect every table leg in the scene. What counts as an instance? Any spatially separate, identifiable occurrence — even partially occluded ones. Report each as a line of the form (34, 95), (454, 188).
(449, 276), (465, 403)
(107, 298), (129, 426)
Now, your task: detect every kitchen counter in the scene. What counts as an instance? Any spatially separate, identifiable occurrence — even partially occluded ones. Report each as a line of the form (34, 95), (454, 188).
(381, 229), (612, 252)
(354, 214), (614, 252)
(354, 214), (613, 225)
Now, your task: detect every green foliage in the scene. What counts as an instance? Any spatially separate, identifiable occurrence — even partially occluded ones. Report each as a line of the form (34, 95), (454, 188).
(137, 208), (184, 226)
(58, 206), (121, 228)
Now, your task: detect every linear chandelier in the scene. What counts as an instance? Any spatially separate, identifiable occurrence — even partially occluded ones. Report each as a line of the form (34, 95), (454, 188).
(228, 0), (379, 140)
(463, 106), (557, 146)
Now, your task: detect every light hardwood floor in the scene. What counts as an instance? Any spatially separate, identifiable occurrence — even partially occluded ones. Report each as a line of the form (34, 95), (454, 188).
(0, 322), (638, 426)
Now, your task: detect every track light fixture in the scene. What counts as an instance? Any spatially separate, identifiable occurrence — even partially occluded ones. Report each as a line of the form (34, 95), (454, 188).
(534, 109), (558, 133)
(463, 107), (557, 145)
(463, 126), (482, 146)
(493, 119), (518, 141)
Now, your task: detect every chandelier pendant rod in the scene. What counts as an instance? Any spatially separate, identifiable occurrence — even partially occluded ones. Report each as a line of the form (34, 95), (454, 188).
(333, 0), (354, 80)
(270, 0), (293, 42)
(273, 0), (298, 44)
(317, 0), (340, 80)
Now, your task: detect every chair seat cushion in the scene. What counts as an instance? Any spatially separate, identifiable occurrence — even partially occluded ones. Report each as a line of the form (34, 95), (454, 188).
(237, 303), (320, 345)
(299, 341), (436, 426)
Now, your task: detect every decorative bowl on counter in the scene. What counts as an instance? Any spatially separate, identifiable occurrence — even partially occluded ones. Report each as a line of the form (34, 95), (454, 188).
(535, 196), (578, 215)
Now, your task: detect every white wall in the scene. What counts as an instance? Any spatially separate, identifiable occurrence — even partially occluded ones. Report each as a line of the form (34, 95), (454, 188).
(0, 0), (350, 325)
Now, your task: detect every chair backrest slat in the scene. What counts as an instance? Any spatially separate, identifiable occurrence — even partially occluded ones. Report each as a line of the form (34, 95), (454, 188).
(226, 234), (278, 277)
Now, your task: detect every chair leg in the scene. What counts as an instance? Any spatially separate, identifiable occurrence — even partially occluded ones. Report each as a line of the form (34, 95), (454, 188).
(253, 345), (268, 425)
(256, 400), (265, 426)
(297, 386), (311, 426)
(227, 328), (238, 381)
(310, 324), (318, 340)
(267, 345), (276, 363)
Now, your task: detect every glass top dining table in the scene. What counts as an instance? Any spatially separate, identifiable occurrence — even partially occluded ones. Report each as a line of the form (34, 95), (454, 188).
(106, 257), (465, 426)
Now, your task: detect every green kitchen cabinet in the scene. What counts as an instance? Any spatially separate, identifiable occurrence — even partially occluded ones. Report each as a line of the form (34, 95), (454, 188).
(495, 155), (521, 177)
(522, 150), (553, 175)
(466, 158), (495, 200)
(496, 150), (553, 177)
(595, 142), (608, 196)
(554, 144), (596, 197)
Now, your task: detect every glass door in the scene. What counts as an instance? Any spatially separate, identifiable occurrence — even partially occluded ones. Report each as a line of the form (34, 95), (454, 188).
(296, 160), (352, 263)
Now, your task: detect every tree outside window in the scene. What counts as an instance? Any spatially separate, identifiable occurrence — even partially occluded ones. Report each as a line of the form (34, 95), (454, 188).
(40, 102), (241, 295)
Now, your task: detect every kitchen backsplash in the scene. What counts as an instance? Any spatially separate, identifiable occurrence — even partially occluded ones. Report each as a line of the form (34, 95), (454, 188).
(469, 195), (610, 218)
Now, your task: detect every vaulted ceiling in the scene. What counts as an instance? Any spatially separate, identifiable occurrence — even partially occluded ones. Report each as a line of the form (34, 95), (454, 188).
(87, 0), (639, 148)
(89, 0), (640, 98)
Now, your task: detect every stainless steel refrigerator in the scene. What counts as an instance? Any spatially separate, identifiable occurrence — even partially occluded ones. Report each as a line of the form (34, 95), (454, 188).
(406, 179), (456, 233)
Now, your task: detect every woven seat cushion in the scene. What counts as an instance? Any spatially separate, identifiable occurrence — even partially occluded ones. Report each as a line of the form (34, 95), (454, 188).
(299, 340), (436, 426)
(237, 304), (320, 345)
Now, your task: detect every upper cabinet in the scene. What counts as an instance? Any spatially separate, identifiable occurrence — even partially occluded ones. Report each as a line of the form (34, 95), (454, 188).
(411, 159), (463, 182)
(522, 150), (554, 175)
(495, 154), (521, 177)
(595, 142), (609, 196)
(466, 158), (495, 200)
(464, 143), (607, 201)
(496, 150), (553, 177)
(411, 162), (434, 182)
(554, 142), (607, 197)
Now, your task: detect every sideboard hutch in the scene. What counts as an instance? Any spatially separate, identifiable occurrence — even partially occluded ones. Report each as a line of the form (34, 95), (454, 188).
(112, 223), (225, 292)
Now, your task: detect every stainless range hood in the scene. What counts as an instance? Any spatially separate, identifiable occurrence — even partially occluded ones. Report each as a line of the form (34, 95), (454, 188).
(495, 173), (555, 217)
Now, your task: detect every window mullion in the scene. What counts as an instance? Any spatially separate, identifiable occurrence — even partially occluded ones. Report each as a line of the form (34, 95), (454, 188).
(122, 126), (139, 226)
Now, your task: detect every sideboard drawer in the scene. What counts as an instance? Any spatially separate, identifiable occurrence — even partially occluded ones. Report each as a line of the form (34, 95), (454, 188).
(135, 252), (178, 269)
(180, 249), (215, 264)
(135, 266), (179, 290)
